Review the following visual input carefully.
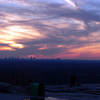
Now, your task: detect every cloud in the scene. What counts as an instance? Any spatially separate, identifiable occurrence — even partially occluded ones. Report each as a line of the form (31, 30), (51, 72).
(0, 0), (100, 59)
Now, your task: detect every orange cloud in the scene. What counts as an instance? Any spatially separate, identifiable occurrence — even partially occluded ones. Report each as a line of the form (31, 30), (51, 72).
(39, 45), (48, 50)
(69, 44), (100, 59)
(0, 46), (14, 51)
(53, 43), (100, 59)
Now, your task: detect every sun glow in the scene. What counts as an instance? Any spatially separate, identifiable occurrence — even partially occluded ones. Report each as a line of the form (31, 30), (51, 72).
(0, 46), (14, 51)
(0, 40), (24, 49)
(9, 43), (24, 49)
(0, 25), (45, 51)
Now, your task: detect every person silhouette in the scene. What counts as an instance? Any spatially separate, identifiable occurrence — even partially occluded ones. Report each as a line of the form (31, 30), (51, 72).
(69, 74), (77, 88)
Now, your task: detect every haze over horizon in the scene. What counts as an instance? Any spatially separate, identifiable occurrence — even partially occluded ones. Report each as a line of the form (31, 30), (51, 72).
(0, 0), (100, 60)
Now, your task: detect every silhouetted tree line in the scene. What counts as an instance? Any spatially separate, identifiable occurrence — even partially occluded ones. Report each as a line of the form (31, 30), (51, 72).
(0, 58), (100, 86)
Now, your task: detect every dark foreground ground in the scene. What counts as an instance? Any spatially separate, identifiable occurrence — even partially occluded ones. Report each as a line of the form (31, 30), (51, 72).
(0, 83), (100, 100)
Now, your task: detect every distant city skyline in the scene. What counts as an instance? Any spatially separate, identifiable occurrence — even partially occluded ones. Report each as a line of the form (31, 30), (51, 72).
(0, 0), (100, 59)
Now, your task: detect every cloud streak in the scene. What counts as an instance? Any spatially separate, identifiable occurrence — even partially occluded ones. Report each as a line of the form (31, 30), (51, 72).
(64, 0), (78, 9)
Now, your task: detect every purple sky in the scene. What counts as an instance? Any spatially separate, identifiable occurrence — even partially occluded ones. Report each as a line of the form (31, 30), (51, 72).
(0, 0), (100, 59)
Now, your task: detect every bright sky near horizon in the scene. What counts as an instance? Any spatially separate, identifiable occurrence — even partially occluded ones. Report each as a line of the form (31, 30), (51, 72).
(0, 0), (100, 59)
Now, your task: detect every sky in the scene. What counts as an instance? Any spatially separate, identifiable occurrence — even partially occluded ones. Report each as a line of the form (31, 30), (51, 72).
(0, 0), (100, 59)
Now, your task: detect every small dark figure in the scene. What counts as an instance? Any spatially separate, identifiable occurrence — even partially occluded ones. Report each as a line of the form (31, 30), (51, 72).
(70, 75), (77, 88)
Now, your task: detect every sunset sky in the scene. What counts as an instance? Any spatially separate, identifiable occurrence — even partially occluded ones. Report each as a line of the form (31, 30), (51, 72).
(0, 0), (100, 59)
